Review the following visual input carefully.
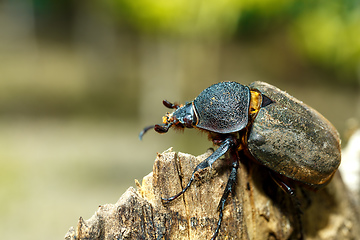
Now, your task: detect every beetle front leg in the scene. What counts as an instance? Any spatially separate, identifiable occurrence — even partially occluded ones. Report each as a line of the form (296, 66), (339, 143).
(211, 150), (239, 240)
(161, 137), (235, 203)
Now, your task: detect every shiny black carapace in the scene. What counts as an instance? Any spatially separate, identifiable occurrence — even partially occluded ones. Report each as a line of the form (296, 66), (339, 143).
(140, 81), (341, 240)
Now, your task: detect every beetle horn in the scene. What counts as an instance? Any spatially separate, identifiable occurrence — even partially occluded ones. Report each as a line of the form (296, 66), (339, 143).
(139, 123), (173, 140)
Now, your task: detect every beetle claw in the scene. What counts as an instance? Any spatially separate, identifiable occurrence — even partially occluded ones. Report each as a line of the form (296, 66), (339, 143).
(161, 196), (176, 203)
(160, 197), (171, 203)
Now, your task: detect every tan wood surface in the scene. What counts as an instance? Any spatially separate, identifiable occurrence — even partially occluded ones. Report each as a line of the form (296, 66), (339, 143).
(65, 148), (360, 240)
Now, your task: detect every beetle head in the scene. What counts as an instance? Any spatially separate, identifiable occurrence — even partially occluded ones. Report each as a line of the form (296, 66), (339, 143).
(139, 100), (198, 140)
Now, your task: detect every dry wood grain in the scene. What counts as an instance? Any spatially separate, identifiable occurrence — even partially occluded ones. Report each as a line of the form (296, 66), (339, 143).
(65, 148), (360, 240)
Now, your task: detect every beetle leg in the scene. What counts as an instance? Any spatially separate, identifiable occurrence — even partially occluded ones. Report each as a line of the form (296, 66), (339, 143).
(212, 150), (239, 240)
(300, 188), (312, 210)
(161, 137), (235, 203)
(270, 173), (304, 240)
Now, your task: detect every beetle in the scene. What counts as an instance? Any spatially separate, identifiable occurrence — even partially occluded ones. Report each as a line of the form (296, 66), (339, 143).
(139, 81), (341, 240)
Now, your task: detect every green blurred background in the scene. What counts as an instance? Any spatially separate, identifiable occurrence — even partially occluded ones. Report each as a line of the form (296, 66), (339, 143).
(0, 0), (359, 239)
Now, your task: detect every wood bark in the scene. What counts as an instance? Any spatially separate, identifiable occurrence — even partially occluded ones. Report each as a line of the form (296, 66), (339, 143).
(65, 148), (360, 240)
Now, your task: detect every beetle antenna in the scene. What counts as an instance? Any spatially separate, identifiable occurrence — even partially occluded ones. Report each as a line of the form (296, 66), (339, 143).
(139, 123), (174, 140)
(163, 100), (180, 109)
(139, 125), (156, 140)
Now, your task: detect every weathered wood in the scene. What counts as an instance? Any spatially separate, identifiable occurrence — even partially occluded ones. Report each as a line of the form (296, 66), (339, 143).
(65, 148), (360, 240)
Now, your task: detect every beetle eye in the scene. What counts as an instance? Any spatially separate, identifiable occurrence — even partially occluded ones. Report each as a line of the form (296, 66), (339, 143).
(183, 115), (194, 128)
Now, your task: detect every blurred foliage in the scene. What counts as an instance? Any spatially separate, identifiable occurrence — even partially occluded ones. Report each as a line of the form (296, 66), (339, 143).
(107, 0), (360, 83)
(1, 0), (359, 119)
(292, 1), (360, 82)
(108, 0), (243, 37)
(28, 0), (360, 83)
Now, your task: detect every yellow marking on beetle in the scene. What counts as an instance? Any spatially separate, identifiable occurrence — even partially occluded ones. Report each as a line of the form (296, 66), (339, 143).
(237, 133), (248, 151)
(162, 116), (168, 124)
(249, 90), (262, 116)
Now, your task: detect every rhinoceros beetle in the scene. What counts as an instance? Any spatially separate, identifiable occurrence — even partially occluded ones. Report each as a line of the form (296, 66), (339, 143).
(139, 81), (341, 240)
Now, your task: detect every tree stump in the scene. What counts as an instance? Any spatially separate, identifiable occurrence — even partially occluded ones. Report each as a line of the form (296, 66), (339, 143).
(65, 148), (360, 240)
